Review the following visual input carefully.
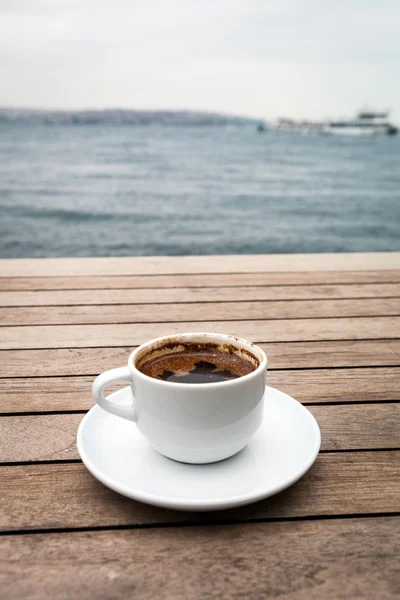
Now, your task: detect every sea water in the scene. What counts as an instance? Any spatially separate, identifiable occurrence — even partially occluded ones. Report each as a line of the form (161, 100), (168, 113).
(0, 123), (399, 257)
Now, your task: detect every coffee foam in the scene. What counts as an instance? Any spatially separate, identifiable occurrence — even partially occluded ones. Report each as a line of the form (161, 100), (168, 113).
(135, 339), (259, 374)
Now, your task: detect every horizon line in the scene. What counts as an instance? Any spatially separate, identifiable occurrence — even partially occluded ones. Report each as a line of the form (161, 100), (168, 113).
(0, 105), (262, 118)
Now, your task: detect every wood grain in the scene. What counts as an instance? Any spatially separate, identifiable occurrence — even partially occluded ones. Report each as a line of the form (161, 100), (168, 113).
(2, 316), (400, 349)
(1, 368), (398, 414)
(0, 452), (399, 531)
(1, 404), (398, 463)
(2, 297), (399, 326)
(2, 269), (400, 291)
(1, 283), (399, 307)
(1, 252), (399, 276)
(1, 339), (399, 378)
(1, 518), (399, 600)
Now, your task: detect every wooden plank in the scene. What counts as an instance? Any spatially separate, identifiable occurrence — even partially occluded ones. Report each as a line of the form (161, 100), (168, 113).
(1, 252), (399, 276)
(2, 297), (399, 326)
(0, 452), (399, 531)
(0, 414), (83, 462)
(310, 404), (400, 450)
(2, 269), (400, 291)
(262, 368), (400, 405)
(1, 404), (398, 463)
(1, 340), (399, 378)
(1, 317), (399, 350)
(1, 518), (399, 600)
(0, 368), (398, 414)
(1, 283), (399, 307)
(2, 298), (399, 326)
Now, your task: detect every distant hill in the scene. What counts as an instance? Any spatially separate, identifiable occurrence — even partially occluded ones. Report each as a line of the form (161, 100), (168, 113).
(0, 108), (259, 126)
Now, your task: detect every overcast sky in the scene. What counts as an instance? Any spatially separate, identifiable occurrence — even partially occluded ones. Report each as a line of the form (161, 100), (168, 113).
(1, 0), (399, 120)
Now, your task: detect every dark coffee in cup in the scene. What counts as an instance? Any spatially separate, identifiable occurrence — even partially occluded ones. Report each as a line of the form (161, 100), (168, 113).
(137, 341), (258, 384)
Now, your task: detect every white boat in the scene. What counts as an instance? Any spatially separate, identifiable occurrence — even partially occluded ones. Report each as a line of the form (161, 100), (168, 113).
(323, 111), (398, 136)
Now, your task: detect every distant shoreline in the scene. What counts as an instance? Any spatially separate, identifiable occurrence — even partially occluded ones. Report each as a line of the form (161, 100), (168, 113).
(0, 108), (259, 126)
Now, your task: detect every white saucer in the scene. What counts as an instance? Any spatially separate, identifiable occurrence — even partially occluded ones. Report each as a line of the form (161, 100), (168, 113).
(77, 386), (321, 511)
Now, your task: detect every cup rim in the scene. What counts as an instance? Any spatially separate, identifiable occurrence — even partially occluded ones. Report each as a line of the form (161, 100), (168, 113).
(129, 332), (267, 389)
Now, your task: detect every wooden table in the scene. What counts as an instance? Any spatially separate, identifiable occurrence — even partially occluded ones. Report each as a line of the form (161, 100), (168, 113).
(1, 252), (399, 599)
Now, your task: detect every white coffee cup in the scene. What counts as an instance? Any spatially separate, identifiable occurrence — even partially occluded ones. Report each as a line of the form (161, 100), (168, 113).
(92, 332), (267, 464)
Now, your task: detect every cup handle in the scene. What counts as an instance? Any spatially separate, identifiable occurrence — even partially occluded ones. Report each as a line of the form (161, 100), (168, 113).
(92, 366), (136, 422)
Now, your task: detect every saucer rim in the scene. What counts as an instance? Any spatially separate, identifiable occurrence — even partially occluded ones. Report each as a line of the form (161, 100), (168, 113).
(77, 385), (321, 511)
